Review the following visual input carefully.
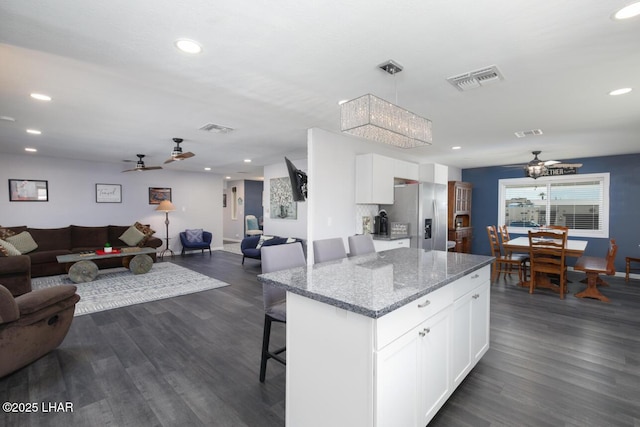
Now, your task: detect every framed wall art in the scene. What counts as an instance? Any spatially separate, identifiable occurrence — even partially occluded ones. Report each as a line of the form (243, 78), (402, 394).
(8, 179), (49, 202)
(270, 177), (297, 220)
(96, 183), (122, 203)
(149, 187), (171, 204)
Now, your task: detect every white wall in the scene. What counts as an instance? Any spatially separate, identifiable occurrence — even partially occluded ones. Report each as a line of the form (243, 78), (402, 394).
(263, 159), (308, 240)
(0, 153), (224, 252)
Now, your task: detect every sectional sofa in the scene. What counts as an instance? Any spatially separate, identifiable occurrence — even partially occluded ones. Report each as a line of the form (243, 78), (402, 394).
(0, 225), (162, 291)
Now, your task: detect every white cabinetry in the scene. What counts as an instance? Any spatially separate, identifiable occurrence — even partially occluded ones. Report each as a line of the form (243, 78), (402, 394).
(284, 265), (491, 427)
(376, 285), (452, 427)
(355, 154), (394, 204)
(452, 268), (490, 386)
(356, 154), (419, 204)
(373, 238), (410, 252)
(394, 159), (419, 181)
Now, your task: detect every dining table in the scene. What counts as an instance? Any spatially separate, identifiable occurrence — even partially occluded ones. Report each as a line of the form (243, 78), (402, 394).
(503, 236), (588, 295)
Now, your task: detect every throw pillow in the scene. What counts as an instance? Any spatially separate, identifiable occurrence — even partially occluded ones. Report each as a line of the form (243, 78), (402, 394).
(119, 225), (146, 246)
(185, 229), (203, 243)
(255, 235), (275, 249)
(0, 238), (23, 256)
(6, 231), (38, 254)
(286, 237), (297, 243)
(247, 217), (259, 230)
(0, 228), (16, 240)
(134, 222), (156, 247)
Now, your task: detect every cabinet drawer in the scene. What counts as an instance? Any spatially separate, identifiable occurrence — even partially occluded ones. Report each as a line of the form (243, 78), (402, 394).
(376, 284), (453, 350)
(453, 266), (489, 300)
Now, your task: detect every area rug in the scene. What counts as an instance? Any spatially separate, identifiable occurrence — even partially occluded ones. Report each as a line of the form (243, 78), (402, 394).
(31, 262), (231, 316)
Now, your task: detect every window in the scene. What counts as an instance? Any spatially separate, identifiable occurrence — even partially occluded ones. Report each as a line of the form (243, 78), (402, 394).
(498, 173), (609, 238)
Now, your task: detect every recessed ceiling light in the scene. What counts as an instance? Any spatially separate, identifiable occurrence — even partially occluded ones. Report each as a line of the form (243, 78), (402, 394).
(25, 147), (37, 152)
(30, 93), (52, 101)
(244, 159), (251, 163)
(204, 167), (211, 171)
(337, 99), (349, 105)
(452, 146), (462, 150)
(225, 176), (231, 180)
(26, 129), (42, 135)
(0, 115), (16, 122)
(609, 87), (632, 96)
(175, 39), (202, 54)
(612, 2), (640, 20)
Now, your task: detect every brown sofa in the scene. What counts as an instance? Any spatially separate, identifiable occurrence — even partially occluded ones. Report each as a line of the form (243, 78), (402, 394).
(0, 225), (162, 281)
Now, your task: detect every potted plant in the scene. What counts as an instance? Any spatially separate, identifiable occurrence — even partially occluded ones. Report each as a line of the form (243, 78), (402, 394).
(104, 242), (113, 253)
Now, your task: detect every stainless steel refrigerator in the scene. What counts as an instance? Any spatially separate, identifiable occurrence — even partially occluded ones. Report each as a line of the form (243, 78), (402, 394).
(380, 182), (448, 251)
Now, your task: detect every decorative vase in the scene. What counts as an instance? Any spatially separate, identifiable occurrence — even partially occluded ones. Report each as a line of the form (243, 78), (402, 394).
(279, 205), (287, 218)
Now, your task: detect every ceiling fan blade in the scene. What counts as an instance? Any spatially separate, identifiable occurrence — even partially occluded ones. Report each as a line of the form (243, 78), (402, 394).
(543, 160), (561, 166)
(143, 166), (163, 170)
(549, 163), (582, 168)
(165, 151), (195, 164)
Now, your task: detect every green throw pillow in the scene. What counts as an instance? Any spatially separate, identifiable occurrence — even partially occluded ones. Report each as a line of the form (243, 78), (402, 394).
(119, 226), (146, 246)
(5, 231), (38, 254)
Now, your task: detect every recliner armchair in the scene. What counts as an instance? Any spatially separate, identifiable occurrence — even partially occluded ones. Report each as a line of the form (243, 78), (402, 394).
(0, 282), (80, 378)
(179, 230), (212, 256)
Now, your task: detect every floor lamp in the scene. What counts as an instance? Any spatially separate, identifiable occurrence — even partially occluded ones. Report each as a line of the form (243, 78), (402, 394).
(156, 200), (176, 259)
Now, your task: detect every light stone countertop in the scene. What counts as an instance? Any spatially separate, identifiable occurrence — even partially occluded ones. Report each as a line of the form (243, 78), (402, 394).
(257, 247), (494, 319)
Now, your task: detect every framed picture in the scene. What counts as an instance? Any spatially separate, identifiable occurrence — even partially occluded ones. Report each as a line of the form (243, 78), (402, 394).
(269, 177), (297, 220)
(223, 193), (227, 208)
(8, 179), (49, 202)
(149, 187), (171, 204)
(96, 183), (122, 203)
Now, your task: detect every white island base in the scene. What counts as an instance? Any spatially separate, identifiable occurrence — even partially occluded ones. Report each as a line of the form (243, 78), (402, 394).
(285, 265), (490, 427)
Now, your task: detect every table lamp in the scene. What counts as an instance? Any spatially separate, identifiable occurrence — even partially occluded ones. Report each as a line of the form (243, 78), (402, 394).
(155, 200), (175, 259)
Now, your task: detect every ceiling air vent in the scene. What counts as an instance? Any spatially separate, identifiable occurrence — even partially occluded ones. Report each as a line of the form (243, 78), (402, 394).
(514, 129), (543, 138)
(446, 65), (504, 91)
(198, 123), (234, 134)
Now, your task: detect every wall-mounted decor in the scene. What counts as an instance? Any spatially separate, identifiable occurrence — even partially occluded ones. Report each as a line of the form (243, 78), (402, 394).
(149, 187), (171, 204)
(223, 193), (227, 208)
(270, 177), (297, 220)
(8, 179), (48, 202)
(96, 183), (122, 203)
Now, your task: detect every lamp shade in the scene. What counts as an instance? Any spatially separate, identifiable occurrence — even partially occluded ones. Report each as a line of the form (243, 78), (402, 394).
(155, 200), (175, 212)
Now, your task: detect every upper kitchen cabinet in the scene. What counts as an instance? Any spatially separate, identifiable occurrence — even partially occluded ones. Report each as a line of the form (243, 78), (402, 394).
(356, 154), (418, 204)
(448, 181), (472, 225)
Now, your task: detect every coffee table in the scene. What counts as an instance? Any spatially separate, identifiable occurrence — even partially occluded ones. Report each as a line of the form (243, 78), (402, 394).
(56, 247), (157, 283)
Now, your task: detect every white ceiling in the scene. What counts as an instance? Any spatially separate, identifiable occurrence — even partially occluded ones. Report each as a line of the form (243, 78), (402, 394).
(1, 1), (639, 180)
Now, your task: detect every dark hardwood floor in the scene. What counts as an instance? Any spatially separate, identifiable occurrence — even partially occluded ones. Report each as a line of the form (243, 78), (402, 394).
(2, 250), (639, 426)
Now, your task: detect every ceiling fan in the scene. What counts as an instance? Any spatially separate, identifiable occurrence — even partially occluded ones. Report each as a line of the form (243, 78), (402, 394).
(122, 154), (162, 172)
(506, 151), (583, 179)
(164, 138), (195, 164)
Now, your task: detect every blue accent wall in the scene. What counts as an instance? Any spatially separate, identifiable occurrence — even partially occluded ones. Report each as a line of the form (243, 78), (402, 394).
(462, 153), (640, 272)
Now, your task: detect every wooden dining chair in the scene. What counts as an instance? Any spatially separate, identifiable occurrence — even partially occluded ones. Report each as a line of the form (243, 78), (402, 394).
(486, 226), (528, 284)
(528, 230), (568, 299)
(547, 225), (569, 232)
(574, 239), (618, 302)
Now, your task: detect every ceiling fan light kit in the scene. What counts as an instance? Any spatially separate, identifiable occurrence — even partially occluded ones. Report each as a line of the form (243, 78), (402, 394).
(122, 154), (162, 172)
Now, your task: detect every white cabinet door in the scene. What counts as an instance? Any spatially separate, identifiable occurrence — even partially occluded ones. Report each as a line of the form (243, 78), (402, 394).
(375, 327), (420, 427)
(451, 293), (473, 387)
(418, 307), (452, 426)
(470, 281), (490, 361)
(394, 159), (419, 181)
(451, 280), (490, 387)
(355, 154), (394, 204)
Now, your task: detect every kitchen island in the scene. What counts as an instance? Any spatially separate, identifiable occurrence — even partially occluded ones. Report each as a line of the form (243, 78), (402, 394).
(258, 247), (494, 427)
